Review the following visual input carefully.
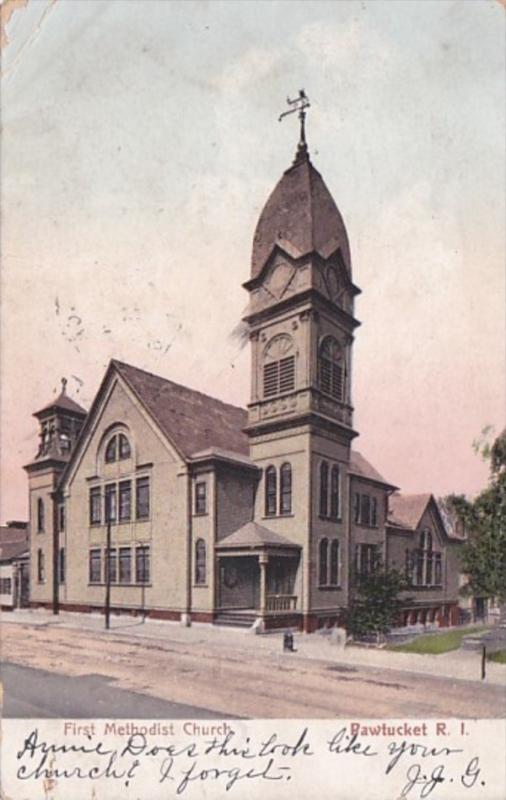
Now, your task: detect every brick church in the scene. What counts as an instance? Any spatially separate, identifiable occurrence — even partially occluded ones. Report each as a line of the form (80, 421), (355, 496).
(25, 115), (462, 632)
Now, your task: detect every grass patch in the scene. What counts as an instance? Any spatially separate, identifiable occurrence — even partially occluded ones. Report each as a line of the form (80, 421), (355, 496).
(388, 626), (490, 655)
(487, 650), (506, 664)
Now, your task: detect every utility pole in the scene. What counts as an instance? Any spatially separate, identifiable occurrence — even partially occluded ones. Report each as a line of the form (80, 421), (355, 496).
(105, 516), (111, 631)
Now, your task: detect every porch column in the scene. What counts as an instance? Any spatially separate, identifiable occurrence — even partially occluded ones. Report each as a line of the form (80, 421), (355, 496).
(259, 553), (269, 615)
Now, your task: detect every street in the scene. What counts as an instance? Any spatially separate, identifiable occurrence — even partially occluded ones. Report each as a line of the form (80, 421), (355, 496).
(2, 620), (505, 718)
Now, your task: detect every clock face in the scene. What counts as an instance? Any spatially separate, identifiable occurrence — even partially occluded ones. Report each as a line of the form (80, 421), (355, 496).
(326, 265), (348, 309)
(265, 261), (295, 300)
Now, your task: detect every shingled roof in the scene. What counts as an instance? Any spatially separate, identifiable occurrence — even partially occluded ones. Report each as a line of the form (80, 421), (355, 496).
(114, 360), (249, 459)
(35, 390), (87, 419)
(216, 522), (300, 550)
(349, 450), (397, 489)
(0, 524), (29, 562)
(388, 493), (432, 530)
(250, 156), (351, 282)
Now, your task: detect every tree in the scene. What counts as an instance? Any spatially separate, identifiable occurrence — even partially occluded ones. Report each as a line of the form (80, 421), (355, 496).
(345, 566), (409, 638)
(447, 428), (506, 601)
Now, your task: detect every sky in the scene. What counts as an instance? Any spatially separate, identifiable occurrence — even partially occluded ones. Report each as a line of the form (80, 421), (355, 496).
(1, 0), (504, 521)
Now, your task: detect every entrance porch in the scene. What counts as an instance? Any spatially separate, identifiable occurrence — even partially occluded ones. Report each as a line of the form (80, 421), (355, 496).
(215, 522), (301, 630)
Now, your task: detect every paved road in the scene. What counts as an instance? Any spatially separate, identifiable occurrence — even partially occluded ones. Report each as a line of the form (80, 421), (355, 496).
(2, 662), (232, 719)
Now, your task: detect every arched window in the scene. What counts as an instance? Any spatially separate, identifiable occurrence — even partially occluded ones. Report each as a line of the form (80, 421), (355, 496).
(280, 463), (292, 515)
(195, 539), (206, 585)
(330, 465), (340, 519)
(263, 335), (296, 398)
(329, 540), (340, 585)
(105, 432), (131, 463)
(105, 437), (117, 463)
(118, 433), (131, 459)
(421, 529), (434, 586)
(318, 336), (345, 401)
(319, 538), (329, 586)
(37, 549), (45, 583)
(265, 466), (277, 517)
(319, 462), (329, 517)
(37, 498), (45, 533)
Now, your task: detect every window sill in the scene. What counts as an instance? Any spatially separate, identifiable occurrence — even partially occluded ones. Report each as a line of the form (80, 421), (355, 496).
(193, 583), (209, 588)
(318, 515), (342, 523)
(193, 512), (208, 518)
(88, 582), (152, 588)
(318, 585), (341, 591)
(353, 523), (380, 530)
(262, 514), (295, 520)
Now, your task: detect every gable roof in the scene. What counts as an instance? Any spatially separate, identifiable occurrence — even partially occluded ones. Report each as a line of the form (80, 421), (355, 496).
(388, 493), (432, 530)
(349, 450), (397, 489)
(113, 360), (249, 459)
(216, 522), (300, 550)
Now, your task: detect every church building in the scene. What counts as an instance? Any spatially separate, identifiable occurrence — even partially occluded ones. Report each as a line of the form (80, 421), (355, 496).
(25, 115), (462, 632)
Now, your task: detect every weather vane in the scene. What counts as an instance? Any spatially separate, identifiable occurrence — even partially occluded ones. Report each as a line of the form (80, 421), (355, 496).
(279, 89), (311, 163)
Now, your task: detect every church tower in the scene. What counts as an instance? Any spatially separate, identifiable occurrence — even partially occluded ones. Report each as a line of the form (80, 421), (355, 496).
(243, 94), (361, 631)
(24, 379), (86, 611)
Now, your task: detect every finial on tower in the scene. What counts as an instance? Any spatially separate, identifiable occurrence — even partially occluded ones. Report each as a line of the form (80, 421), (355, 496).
(279, 89), (311, 165)
(61, 377), (67, 395)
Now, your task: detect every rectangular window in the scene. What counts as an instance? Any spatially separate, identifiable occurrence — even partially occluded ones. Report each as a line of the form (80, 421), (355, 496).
(353, 493), (360, 524)
(105, 484), (117, 523)
(59, 547), (65, 584)
(330, 467), (340, 519)
(106, 548), (117, 583)
(136, 477), (150, 520)
(356, 544), (378, 580)
(360, 495), (371, 526)
(89, 549), (101, 583)
(195, 482), (207, 515)
(90, 487), (102, 525)
(119, 547), (131, 583)
(0, 578), (12, 594)
(371, 497), (378, 527)
(135, 546), (150, 584)
(119, 480), (132, 522)
(434, 553), (442, 585)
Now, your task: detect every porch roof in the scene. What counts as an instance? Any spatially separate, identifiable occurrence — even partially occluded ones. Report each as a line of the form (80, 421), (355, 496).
(216, 522), (301, 552)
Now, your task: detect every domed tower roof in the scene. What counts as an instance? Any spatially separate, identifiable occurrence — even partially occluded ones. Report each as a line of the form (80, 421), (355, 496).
(250, 152), (351, 283)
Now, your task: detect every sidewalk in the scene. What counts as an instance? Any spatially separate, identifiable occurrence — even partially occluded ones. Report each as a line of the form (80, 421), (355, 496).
(2, 608), (505, 687)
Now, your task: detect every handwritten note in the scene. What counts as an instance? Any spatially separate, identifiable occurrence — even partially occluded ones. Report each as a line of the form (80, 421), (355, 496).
(2, 719), (505, 799)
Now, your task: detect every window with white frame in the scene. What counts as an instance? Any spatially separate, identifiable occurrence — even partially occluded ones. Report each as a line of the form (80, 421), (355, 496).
(136, 477), (150, 520)
(265, 466), (277, 516)
(119, 547), (131, 583)
(353, 492), (378, 527)
(195, 482), (207, 515)
(279, 463), (292, 515)
(319, 461), (341, 520)
(89, 549), (101, 583)
(135, 545), (150, 584)
(318, 537), (340, 587)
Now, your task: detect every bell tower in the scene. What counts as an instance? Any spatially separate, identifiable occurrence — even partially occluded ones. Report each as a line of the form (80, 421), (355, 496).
(242, 94), (362, 632)
(243, 94), (361, 446)
(24, 379), (86, 611)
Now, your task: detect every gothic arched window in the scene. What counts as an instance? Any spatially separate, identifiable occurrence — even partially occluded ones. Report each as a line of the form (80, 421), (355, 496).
(195, 539), (206, 585)
(105, 432), (131, 463)
(319, 461), (329, 517)
(265, 466), (277, 517)
(118, 433), (131, 459)
(318, 336), (345, 401)
(37, 498), (45, 533)
(263, 334), (296, 399)
(330, 465), (340, 519)
(319, 538), (328, 586)
(329, 540), (340, 585)
(280, 463), (292, 515)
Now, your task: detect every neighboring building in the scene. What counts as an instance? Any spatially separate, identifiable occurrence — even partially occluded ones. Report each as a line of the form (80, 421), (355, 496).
(386, 494), (462, 626)
(0, 521), (30, 610)
(24, 129), (462, 631)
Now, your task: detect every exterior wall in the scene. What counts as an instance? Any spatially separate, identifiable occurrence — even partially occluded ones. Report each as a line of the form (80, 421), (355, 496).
(350, 476), (389, 575)
(310, 431), (351, 614)
(249, 425), (309, 613)
(28, 466), (60, 605)
(191, 468), (214, 614)
(63, 378), (188, 615)
(216, 466), (256, 540)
